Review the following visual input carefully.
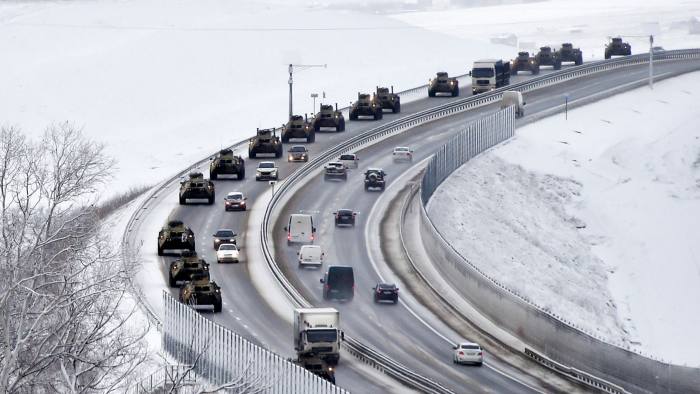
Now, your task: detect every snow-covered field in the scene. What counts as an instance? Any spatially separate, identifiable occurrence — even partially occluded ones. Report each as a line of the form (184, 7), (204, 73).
(3, 0), (700, 197)
(428, 71), (700, 365)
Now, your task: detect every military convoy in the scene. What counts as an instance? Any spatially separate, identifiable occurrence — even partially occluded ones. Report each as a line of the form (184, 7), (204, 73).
(535, 47), (561, 70)
(605, 37), (631, 59)
(249, 128), (283, 158)
(283, 115), (315, 143)
(350, 93), (383, 120)
(429, 72), (459, 97)
(557, 43), (583, 65)
(312, 104), (345, 132)
(168, 251), (210, 287)
(179, 172), (215, 205)
(157, 220), (195, 256)
(375, 86), (401, 113)
(209, 148), (245, 180)
(511, 51), (540, 75)
(179, 274), (222, 313)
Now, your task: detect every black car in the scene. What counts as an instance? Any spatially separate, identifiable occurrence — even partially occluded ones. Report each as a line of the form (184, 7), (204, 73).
(213, 229), (237, 249)
(373, 283), (399, 303)
(364, 168), (386, 191)
(334, 209), (356, 227)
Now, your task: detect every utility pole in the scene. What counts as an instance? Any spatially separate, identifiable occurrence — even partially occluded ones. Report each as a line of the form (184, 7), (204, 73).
(288, 63), (326, 119)
(649, 34), (654, 89)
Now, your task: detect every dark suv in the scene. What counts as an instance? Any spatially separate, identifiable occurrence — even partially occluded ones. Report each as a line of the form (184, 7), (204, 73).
(364, 168), (386, 191)
(321, 265), (355, 301)
(334, 209), (356, 227)
(212, 229), (237, 249)
(373, 283), (399, 303)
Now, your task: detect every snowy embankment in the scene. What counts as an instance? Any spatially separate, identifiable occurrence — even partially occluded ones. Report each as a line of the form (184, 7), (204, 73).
(428, 71), (700, 366)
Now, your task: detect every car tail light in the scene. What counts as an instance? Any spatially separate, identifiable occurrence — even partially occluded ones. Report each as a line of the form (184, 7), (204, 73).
(478, 351), (483, 356)
(287, 233), (291, 240)
(310, 234), (314, 241)
(458, 351), (464, 356)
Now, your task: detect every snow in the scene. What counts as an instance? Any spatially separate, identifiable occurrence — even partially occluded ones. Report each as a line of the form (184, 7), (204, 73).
(428, 71), (700, 366)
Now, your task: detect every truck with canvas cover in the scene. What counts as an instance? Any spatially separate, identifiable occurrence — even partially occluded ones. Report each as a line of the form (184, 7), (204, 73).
(312, 103), (345, 132)
(209, 148), (245, 180)
(179, 172), (215, 205)
(471, 59), (511, 94)
(294, 308), (342, 365)
(248, 128), (283, 158)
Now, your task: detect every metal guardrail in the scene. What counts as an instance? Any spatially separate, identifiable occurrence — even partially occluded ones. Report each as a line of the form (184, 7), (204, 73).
(259, 49), (700, 393)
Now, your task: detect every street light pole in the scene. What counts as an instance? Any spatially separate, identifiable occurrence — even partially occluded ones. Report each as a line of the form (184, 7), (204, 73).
(311, 93), (319, 114)
(649, 34), (654, 89)
(288, 63), (327, 119)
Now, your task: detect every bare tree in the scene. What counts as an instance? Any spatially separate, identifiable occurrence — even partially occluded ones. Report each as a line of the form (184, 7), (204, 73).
(0, 124), (148, 393)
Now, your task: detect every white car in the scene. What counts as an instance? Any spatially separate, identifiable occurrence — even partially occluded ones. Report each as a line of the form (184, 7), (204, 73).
(297, 245), (324, 268)
(216, 243), (240, 263)
(255, 161), (278, 181)
(392, 146), (413, 162)
(452, 342), (483, 366)
(338, 153), (359, 169)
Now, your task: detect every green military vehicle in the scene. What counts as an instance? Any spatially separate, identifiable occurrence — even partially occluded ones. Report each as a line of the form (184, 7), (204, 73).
(312, 104), (345, 132)
(168, 251), (210, 287)
(557, 43), (583, 65)
(249, 128), (283, 159)
(209, 148), (245, 180)
(179, 172), (215, 205)
(157, 220), (196, 256)
(282, 115), (315, 143)
(375, 86), (401, 113)
(428, 72), (459, 97)
(605, 37), (631, 59)
(511, 51), (540, 75)
(349, 93), (383, 121)
(179, 274), (222, 313)
(535, 47), (561, 70)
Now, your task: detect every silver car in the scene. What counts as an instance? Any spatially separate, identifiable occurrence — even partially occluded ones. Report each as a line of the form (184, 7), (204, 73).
(452, 342), (483, 366)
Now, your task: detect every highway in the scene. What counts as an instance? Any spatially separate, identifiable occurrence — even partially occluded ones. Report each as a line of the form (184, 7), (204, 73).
(138, 59), (700, 392)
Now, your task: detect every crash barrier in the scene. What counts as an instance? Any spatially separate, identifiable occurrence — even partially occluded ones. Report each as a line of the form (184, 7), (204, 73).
(122, 49), (700, 392)
(127, 364), (199, 394)
(161, 292), (348, 394)
(417, 77), (700, 393)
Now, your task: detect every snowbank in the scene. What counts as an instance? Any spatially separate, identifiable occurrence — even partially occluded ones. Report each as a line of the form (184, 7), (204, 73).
(428, 71), (700, 365)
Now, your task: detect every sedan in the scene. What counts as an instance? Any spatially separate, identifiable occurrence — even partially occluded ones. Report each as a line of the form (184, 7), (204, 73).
(334, 209), (356, 227)
(338, 153), (359, 169)
(224, 191), (247, 211)
(373, 283), (398, 303)
(213, 229), (237, 249)
(216, 243), (240, 263)
(392, 146), (413, 162)
(452, 342), (483, 366)
(288, 145), (309, 162)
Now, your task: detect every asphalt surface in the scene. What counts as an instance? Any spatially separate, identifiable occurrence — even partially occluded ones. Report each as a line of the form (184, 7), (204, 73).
(145, 60), (700, 393)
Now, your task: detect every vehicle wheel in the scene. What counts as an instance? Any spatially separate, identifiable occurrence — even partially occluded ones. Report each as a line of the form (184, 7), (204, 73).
(605, 51), (611, 60)
(168, 273), (176, 287)
(275, 147), (283, 158)
(314, 123), (320, 132)
(179, 196), (185, 205)
(337, 119), (345, 132)
(554, 61), (561, 70)
(249, 150), (256, 159)
(157, 245), (164, 256)
(533, 66), (540, 75)
(210, 171), (218, 180)
(377, 111), (383, 120)
(238, 168), (245, 180)
(364, 184), (369, 191)
(281, 134), (289, 143)
(428, 89), (435, 97)
(476, 362), (483, 367)
(307, 132), (315, 143)
(208, 196), (214, 205)
(452, 87), (459, 97)
(213, 299), (222, 313)
(453, 358), (457, 364)
(393, 102), (400, 113)
(576, 55), (583, 65)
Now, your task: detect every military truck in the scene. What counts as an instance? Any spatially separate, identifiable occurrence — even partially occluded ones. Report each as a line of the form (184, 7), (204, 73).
(248, 128), (283, 158)
(557, 43), (583, 65)
(535, 47), (561, 70)
(364, 168), (386, 191)
(312, 104), (345, 132)
(209, 148), (245, 180)
(157, 220), (195, 256)
(179, 172), (215, 205)
(511, 51), (540, 75)
(282, 115), (315, 143)
(168, 251), (210, 287)
(375, 86), (401, 113)
(349, 93), (383, 120)
(428, 72), (459, 97)
(179, 274), (222, 313)
(605, 37), (631, 59)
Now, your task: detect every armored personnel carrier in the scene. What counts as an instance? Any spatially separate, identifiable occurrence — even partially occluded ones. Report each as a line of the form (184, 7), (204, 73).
(248, 128), (283, 158)
(168, 251), (210, 287)
(179, 172), (215, 205)
(364, 168), (386, 191)
(179, 274), (222, 313)
(428, 72), (459, 97)
(375, 86), (400, 113)
(209, 148), (245, 180)
(312, 104), (345, 132)
(557, 43), (583, 65)
(157, 220), (195, 256)
(605, 37), (631, 59)
(511, 51), (540, 75)
(535, 47), (561, 70)
(282, 115), (315, 143)
(349, 93), (382, 121)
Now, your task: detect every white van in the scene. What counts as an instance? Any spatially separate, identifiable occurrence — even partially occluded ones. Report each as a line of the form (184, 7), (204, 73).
(501, 91), (525, 117)
(285, 214), (316, 244)
(297, 245), (324, 268)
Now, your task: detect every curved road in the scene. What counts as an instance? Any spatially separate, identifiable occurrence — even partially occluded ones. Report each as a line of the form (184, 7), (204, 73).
(142, 59), (700, 392)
